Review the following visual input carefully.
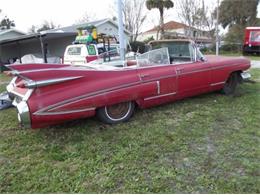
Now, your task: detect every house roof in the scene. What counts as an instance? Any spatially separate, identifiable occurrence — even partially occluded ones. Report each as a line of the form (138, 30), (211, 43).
(0, 18), (131, 45)
(144, 21), (189, 34)
(0, 28), (26, 36)
(0, 32), (77, 45)
(44, 18), (131, 35)
(149, 39), (194, 44)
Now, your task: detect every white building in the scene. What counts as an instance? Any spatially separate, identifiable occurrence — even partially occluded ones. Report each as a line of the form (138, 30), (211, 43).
(0, 29), (26, 42)
(138, 20), (212, 43)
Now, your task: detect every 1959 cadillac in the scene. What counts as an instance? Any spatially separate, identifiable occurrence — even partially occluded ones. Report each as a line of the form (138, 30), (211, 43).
(5, 39), (251, 128)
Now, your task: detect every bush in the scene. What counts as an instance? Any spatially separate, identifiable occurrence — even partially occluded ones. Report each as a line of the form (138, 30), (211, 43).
(143, 36), (155, 44)
(128, 41), (148, 54)
(220, 43), (242, 53)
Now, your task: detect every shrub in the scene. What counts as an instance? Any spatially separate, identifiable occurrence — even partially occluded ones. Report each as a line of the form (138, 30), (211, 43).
(128, 41), (148, 54)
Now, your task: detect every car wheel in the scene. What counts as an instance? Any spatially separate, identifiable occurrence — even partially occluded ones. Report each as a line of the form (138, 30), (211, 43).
(97, 101), (135, 124)
(221, 72), (238, 95)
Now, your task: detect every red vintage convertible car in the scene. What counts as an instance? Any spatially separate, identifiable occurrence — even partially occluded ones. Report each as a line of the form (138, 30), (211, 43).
(5, 40), (251, 128)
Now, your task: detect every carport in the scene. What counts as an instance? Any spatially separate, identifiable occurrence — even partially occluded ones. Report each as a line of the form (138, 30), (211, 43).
(0, 31), (77, 64)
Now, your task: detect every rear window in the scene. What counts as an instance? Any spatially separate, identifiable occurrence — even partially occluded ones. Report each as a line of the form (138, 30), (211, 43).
(87, 45), (97, 55)
(67, 47), (81, 55)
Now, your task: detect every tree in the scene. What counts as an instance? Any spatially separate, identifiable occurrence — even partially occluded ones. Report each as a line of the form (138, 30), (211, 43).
(0, 16), (15, 30)
(224, 24), (244, 45)
(146, 0), (174, 39)
(28, 25), (37, 33)
(111, 0), (147, 42)
(123, 0), (147, 42)
(75, 11), (97, 24)
(219, 0), (259, 44)
(219, 0), (259, 29)
(177, 0), (216, 38)
(36, 21), (57, 32)
(27, 21), (59, 33)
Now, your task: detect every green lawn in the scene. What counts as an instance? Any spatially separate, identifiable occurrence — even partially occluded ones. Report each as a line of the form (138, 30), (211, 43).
(0, 70), (259, 193)
(221, 53), (260, 61)
(204, 52), (260, 61)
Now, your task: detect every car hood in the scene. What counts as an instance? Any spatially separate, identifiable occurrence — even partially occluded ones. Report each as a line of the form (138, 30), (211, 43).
(205, 55), (251, 66)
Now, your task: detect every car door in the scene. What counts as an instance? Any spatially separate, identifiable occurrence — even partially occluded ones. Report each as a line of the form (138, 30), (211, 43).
(137, 64), (178, 107)
(176, 45), (211, 98)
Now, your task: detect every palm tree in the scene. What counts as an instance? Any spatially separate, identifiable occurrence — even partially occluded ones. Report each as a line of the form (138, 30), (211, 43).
(146, 0), (174, 39)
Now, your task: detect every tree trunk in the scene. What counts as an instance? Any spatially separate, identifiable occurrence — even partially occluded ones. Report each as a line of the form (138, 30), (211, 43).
(159, 8), (165, 40)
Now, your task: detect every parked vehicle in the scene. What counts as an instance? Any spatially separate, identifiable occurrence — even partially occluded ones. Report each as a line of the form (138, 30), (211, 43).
(14, 54), (61, 64)
(243, 27), (260, 55)
(63, 44), (99, 65)
(63, 25), (121, 65)
(5, 39), (251, 128)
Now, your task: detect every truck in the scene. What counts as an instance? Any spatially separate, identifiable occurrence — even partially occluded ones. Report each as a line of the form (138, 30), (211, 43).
(243, 27), (260, 55)
(63, 25), (121, 65)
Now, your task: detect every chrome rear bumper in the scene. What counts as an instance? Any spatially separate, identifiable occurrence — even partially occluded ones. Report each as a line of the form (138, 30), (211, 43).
(6, 77), (32, 128)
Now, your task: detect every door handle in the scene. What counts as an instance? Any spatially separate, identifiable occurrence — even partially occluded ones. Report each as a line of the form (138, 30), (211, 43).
(176, 68), (184, 74)
(139, 74), (150, 79)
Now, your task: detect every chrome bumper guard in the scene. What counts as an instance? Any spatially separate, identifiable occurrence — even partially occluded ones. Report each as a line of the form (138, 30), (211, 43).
(16, 101), (31, 128)
(6, 77), (32, 128)
(240, 72), (251, 81)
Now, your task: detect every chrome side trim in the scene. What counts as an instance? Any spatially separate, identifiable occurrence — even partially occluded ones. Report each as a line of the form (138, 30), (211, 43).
(35, 77), (174, 114)
(157, 81), (160, 94)
(34, 107), (96, 116)
(210, 82), (225, 86)
(144, 92), (177, 101)
(34, 81), (142, 114)
(176, 63), (247, 76)
(25, 76), (83, 89)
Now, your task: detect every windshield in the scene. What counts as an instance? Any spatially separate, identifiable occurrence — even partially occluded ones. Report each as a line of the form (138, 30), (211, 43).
(136, 48), (170, 67)
(67, 47), (81, 55)
(151, 41), (206, 63)
(250, 31), (260, 42)
(152, 42), (190, 56)
(196, 47), (204, 60)
(151, 41), (195, 63)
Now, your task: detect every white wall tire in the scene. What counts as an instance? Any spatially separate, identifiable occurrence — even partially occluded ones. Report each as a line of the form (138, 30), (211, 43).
(97, 101), (135, 124)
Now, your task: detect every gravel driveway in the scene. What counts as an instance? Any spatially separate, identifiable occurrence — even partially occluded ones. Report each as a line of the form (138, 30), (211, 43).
(251, 60), (260, 68)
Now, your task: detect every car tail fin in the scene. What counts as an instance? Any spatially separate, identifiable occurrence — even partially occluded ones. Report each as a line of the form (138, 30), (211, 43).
(6, 63), (84, 89)
(5, 63), (69, 73)
(22, 76), (83, 89)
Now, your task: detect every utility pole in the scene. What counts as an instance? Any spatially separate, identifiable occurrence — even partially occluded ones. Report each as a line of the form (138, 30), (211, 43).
(117, 0), (125, 61)
(216, 0), (219, 56)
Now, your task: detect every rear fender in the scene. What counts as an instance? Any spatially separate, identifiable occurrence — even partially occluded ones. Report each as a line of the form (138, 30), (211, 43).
(33, 81), (158, 115)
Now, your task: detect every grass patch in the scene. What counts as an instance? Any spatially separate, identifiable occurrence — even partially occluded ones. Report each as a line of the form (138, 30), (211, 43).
(205, 52), (260, 61)
(221, 53), (260, 61)
(0, 69), (259, 193)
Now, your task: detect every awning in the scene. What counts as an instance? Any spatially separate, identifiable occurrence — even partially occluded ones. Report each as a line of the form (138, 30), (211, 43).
(0, 32), (77, 45)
